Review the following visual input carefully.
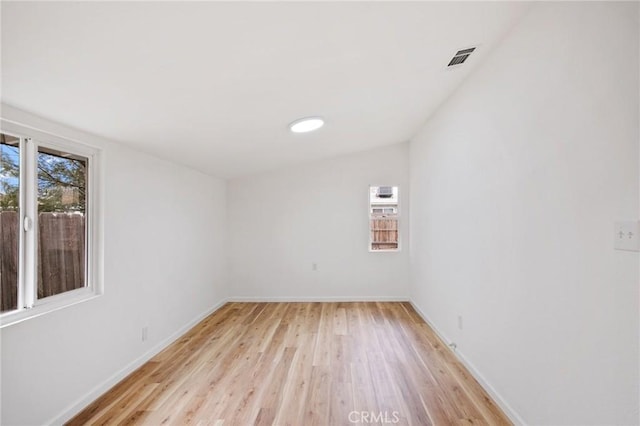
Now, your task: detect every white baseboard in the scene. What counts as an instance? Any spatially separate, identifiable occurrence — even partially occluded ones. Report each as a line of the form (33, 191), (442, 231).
(408, 301), (526, 426)
(229, 295), (409, 302)
(49, 297), (231, 426)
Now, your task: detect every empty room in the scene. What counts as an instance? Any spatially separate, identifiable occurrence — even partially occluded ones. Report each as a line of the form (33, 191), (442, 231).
(0, 1), (638, 425)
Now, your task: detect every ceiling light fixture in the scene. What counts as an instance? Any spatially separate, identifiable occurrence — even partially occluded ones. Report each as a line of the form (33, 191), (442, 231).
(289, 117), (324, 133)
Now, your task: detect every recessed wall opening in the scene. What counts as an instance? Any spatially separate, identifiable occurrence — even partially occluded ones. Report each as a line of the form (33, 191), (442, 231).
(369, 185), (399, 251)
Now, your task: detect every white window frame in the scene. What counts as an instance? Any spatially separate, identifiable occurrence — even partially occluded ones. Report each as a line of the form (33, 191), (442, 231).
(368, 185), (401, 252)
(0, 126), (103, 328)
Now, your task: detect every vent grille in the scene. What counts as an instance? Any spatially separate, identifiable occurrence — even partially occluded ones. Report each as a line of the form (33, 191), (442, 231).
(377, 186), (394, 198)
(447, 47), (476, 67)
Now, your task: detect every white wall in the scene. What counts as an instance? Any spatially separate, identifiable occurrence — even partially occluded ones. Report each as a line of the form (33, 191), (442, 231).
(2, 3), (638, 424)
(228, 143), (410, 300)
(0, 105), (229, 425)
(409, 2), (639, 425)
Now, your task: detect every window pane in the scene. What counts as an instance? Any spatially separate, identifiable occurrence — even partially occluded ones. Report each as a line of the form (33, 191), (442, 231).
(369, 186), (399, 251)
(37, 146), (87, 299)
(1, 134), (20, 312)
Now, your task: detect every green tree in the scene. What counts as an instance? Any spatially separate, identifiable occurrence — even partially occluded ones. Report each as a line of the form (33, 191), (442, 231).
(0, 141), (86, 213)
(0, 142), (19, 211)
(37, 150), (86, 213)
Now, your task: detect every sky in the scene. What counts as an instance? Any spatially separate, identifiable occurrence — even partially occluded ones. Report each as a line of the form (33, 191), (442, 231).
(0, 143), (19, 196)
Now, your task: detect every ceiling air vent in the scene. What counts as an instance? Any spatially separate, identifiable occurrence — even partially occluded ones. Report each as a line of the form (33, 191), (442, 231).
(447, 47), (476, 67)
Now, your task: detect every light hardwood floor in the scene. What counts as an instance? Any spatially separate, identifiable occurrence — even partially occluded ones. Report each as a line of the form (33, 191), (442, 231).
(67, 302), (511, 425)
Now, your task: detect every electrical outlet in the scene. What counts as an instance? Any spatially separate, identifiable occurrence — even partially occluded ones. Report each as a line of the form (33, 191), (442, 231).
(142, 326), (148, 342)
(457, 315), (463, 330)
(312, 262), (318, 271)
(614, 221), (640, 252)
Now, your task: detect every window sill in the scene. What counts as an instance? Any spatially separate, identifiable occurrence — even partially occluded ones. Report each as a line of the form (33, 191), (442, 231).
(0, 288), (101, 328)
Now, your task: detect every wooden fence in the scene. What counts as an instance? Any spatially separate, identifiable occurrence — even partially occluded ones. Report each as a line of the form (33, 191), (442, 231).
(1, 211), (19, 312)
(370, 217), (399, 250)
(1, 211), (85, 312)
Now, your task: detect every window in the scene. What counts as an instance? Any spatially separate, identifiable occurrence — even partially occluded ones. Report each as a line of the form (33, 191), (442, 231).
(369, 185), (399, 251)
(0, 130), (101, 326)
(371, 207), (397, 215)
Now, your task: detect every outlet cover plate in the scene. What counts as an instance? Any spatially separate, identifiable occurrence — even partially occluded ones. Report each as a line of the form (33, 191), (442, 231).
(614, 221), (640, 252)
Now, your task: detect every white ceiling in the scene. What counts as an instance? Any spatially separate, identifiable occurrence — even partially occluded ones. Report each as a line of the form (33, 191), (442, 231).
(1, 2), (531, 178)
